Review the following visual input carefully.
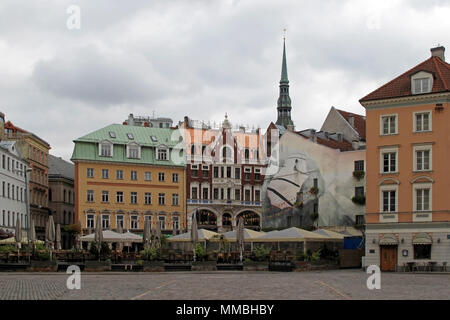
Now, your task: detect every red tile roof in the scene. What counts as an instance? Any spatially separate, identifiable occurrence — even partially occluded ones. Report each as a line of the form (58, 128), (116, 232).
(360, 56), (450, 102)
(336, 109), (366, 140)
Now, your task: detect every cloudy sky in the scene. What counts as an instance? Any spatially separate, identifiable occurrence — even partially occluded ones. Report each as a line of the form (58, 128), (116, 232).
(1, 0), (449, 161)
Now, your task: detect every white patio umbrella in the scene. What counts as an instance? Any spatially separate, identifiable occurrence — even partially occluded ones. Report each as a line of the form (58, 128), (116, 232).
(94, 215), (103, 259)
(29, 218), (36, 246)
(46, 215), (56, 261)
(55, 223), (62, 250)
(155, 221), (162, 249)
(143, 218), (151, 249)
(191, 211), (198, 261)
(15, 216), (22, 250)
(116, 220), (124, 252)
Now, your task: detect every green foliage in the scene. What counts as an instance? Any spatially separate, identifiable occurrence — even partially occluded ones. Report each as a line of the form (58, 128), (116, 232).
(0, 245), (16, 254)
(319, 244), (339, 261)
(251, 245), (270, 262)
(89, 241), (111, 259)
(353, 170), (365, 180)
(310, 212), (319, 223)
(244, 258), (252, 263)
(293, 201), (303, 208)
(140, 247), (159, 261)
(64, 224), (81, 234)
(352, 195), (366, 205)
(304, 249), (321, 262)
(37, 251), (51, 261)
(35, 243), (46, 251)
(309, 187), (319, 195)
(194, 243), (206, 261)
(137, 260), (144, 267)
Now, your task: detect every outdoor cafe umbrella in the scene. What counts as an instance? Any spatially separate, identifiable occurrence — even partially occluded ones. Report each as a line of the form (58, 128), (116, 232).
(155, 221), (162, 249)
(45, 215), (56, 261)
(29, 218), (36, 245)
(15, 216), (22, 250)
(55, 223), (62, 250)
(191, 211), (198, 261)
(116, 221), (124, 252)
(94, 215), (103, 259)
(236, 217), (244, 263)
(143, 218), (151, 249)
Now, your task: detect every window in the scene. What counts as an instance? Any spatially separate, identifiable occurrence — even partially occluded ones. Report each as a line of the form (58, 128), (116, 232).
(413, 78), (430, 94)
(87, 190), (94, 202)
(101, 191), (109, 203)
(172, 173), (179, 183)
(414, 112), (431, 132)
(131, 192), (138, 204)
(414, 244), (431, 259)
(235, 168), (240, 179)
(381, 115), (397, 135)
(116, 191), (124, 203)
(158, 193), (165, 205)
(116, 215), (124, 228)
(127, 144), (140, 159)
(109, 131), (116, 138)
(213, 188), (219, 200)
(191, 187), (198, 200)
(158, 216), (165, 230)
(226, 167), (231, 178)
(172, 216), (179, 230)
(87, 168), (94, 178)
(116, 170), (123, 180)
(172, 193), (179, 206)
(158, 172), (165, 182)
(255, 190), (261, 202)
(127, 133), (134, 140)
(414, 145), (432, 171)
(131, 170), (138, 181)
(102, 215), (110, 229)
(354, 160), (364, 172)
(151, 136), (158, 142)
(202, 169), (208, 178)
(157, 148), (168, 160)
(145, 172), (152, 181)
(213, 167), (219, 178)
(131, 216), (138, 229)
(235, 189), (240, 201)
(355, 186), (365, 198)
(244, 149), (250, 160)
(355, 215), (365, 225)
(191, 145), (196, 155)
(382, 190), (396, 212)
(145, 192), (152, 205)
(415, 188), (430, 211)
(202, 188), (209, 199)
(102, 169), (109, 179)
(380, 149), (397, 173)
(86, 214), (94, 228)
(100, 142), (113, 157)
(245, 189), (251, 201)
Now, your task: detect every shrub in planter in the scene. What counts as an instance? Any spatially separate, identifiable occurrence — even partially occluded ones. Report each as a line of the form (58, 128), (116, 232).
(89, 241), (111, 260)
(351, 195), (366, 205)
(0, 245), (16, 254)
(309, 187), (319, 195)
(194, 243), (207, 261)
(251, 245), (270, 262)
(140, 247), (159, 261)
(353, 170), (365, 180)
(304, 249), (321, 262)
(37, 251), (51, 261)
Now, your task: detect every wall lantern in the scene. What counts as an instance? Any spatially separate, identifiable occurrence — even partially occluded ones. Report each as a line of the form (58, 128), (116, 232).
(401, 238), (404, 244)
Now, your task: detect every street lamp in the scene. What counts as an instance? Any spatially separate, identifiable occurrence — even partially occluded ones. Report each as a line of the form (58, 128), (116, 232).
(24, 167), (33, 264)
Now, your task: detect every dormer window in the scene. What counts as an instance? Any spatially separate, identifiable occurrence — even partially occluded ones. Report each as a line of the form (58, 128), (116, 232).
(411, 72), (433, 94)
(127, 143), (141, 159)
(151, 136), (158, 142)
(127, 133), (134, 140)
(157, 146), (168, 161)
(99, 140), (113, 157)
(109, 131), (116, 138)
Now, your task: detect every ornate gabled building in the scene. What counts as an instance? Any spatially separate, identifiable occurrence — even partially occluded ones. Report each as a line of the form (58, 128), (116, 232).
(182, 114), (267, 232)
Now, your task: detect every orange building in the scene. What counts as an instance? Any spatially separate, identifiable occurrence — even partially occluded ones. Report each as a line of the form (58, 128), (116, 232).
(360, 46), (450, 271)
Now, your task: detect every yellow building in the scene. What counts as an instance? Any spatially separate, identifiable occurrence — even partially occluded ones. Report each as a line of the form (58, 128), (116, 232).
(71, 124), (186, 235)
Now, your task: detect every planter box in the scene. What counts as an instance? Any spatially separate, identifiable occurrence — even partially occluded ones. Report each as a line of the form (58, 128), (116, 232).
(28, 261), (58, 272)
(84, 261), (111, 272)
(192, 261), (217, 271)
(143, 261), (165, 272)
(243, 261), (269, 271)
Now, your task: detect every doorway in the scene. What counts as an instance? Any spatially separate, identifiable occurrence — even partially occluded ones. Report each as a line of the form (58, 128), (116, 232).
(380, 245), (398, 271)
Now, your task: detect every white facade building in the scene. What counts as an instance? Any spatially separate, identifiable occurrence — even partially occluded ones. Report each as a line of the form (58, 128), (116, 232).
(0, 140), (29, 236)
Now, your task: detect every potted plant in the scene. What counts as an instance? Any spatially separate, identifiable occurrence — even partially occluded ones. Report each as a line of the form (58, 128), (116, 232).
(309, 186), (319, 196)
(192, 243), (216, 271)
(140, 247), (164, 272)
(243, 245), (270, 271)
(351, 195), (366, 205)
(353, 170), (365, 180)
(29, 250), (57, 271)
(85, 241), (112, 271)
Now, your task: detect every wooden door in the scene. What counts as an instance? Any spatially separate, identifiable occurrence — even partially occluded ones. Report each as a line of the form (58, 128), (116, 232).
(380, 245), (398, 272)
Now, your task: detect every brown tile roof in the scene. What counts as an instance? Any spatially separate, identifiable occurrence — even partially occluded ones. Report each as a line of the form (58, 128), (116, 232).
(360, 56), (450, 102)
(295, 132), (354, 152)
(336, 109), (366, 140)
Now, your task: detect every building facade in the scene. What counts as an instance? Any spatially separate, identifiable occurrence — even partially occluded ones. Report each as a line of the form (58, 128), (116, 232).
(0, 140), (29, 237)
(361, 46), (450, 271)
(182, 115), (266, 232)
(124, 113), (173, 129)
(48, 155), (75, 249)
(2, 117), (50, 240)
(262, 109), (366, 230)
(72, 124), (186, 235)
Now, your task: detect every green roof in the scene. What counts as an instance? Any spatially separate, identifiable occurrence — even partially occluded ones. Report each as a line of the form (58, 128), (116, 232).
(71, 124), (185, 167)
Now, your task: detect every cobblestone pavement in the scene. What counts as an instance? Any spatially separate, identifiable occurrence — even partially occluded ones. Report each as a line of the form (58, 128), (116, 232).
(0, 270), (448, 300)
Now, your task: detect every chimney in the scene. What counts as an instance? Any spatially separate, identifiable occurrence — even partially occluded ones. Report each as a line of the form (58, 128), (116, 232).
(431, 46), (445, 61)
(144, 121), (149, 127)
(0, 111), (4, 141)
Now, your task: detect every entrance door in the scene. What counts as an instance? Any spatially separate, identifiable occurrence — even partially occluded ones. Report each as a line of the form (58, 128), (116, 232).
(380, 245), (398, 271)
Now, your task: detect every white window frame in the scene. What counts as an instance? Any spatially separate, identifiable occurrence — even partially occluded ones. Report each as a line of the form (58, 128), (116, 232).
(101, 190), (109, 203)
(380, 147), (398, 174)
(87, 190), (94, 202)
(116, 215), (124, 228)
(156, 146), (168, 161)
(116, 170), (123, 180)
(172, 193), (179, 206)
(86, 214), (95, 228)
(127, 143), (141, 159)
(413, 182), (432, 212)
(172, 173), (179, 183)
(130, 192), (138, 204)
(379, 185), (398, 213)
(413, 144), (432, 172)
(145, 172), (152, 181)
(411, 72), (433, 95)
(413, 111), (432, 132)
(131, 170), (138, 181)
(158, 172), (165, 182)
(158, 216), (166, 230)
(144, 192), (152, 205)
(172, 216), (179, 230)
(380, 114), (398, 135)
(99, 140), (113, 157)
(130, 215), (139, 229)
(158, 193), (165, 205)
(87, 168), (94, 178)
(116, 191), (124, 203)
(102, 214), (110, 229)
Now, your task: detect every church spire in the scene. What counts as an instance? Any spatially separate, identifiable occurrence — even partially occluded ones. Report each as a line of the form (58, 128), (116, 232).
(276, 36), (294, 129)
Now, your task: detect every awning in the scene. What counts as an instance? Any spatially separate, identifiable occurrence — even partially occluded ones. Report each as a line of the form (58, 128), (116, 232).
(379, 234), (398, 245)
(412, 233), (432, 245)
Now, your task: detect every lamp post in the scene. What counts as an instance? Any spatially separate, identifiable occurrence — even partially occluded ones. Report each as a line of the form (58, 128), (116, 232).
(24, 167), (32, 264)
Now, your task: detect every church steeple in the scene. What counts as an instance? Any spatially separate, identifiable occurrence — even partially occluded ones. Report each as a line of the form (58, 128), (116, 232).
(276, 37), (294, 129)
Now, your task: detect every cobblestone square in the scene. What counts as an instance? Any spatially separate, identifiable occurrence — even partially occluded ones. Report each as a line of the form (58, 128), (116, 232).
(0, 270), (448, 300)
